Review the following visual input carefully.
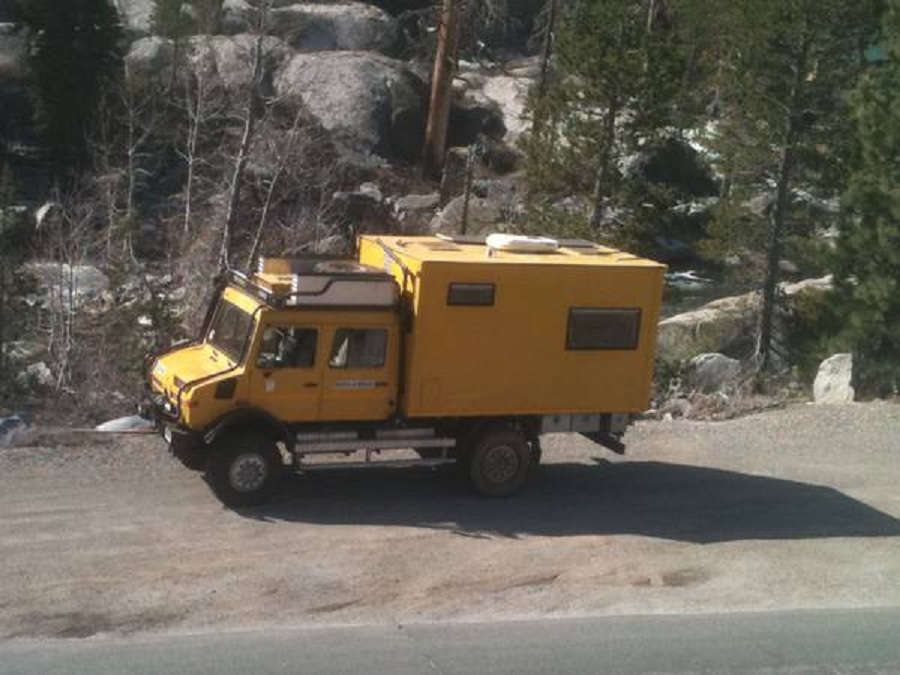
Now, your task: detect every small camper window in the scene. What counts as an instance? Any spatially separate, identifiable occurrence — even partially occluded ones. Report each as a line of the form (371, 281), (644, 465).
(447, 283), (495, 306)
(567, 308), (641, 351)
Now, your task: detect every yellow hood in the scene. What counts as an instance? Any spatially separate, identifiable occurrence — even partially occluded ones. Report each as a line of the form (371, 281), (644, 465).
(151, 343), (235, 399)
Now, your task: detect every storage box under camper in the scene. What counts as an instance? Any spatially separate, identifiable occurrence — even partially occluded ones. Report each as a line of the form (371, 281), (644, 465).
(357, 235), (666, 420)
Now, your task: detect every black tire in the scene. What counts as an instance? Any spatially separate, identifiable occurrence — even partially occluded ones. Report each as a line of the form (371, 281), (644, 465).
(205, 432), (284, 507)
(467, 428), (532, 497)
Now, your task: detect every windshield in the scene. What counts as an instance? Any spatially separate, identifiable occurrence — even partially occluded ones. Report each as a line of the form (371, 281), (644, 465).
(206, 298), (253, 363)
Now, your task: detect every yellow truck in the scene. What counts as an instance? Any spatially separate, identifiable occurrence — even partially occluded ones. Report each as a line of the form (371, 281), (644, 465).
(144, 234), (666, 506)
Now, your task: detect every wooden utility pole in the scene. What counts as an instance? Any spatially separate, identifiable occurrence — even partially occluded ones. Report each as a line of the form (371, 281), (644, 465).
(422, 0), (461, 179)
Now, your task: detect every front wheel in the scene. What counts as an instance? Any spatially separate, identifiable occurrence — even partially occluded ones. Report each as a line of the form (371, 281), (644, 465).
(467, 428), (533, 497)
(206, 432), (284, 507)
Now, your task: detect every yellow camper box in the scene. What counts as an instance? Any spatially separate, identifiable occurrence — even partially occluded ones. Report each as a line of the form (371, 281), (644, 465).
(358, 235), (666, 419)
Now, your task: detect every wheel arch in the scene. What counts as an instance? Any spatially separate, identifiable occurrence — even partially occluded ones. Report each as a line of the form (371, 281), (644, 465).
(203, 408), (294, 450)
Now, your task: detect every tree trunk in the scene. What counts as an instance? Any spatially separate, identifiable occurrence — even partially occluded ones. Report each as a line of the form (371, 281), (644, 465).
(532, 0), (559, 141)
(422, 0), (461, 179)
(758, 34), (813, 371)
(220, 23), (266, 272)
(183, 72), (204, 235)
(589, 93), (620, 229)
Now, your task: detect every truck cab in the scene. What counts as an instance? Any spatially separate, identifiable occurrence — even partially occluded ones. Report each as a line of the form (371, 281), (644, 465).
(148, 258), (403, 435)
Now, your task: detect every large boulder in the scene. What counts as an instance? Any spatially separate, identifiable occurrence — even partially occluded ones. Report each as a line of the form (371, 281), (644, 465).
(267, 3), (398, 54)
(126, 34), (289, 95)
(112, 0), (154, 36)
(657, 276), (833, 363)
(687, 353), (741, 393)
(429, 195), (504, 235)
(814, 354), (855, 404)
(393, 192), (439, 232)
(22, 262), (110, 311)
(275, 51), (425, 164)
(658, 292), (759, 363)
(627, 137), (718, 198)
(457, 61), (534, 145)
(125, 36), (175, 77)
(448, 99), (506, 148)
(185, 34), (289, 93)
(16, 362), (55, 391)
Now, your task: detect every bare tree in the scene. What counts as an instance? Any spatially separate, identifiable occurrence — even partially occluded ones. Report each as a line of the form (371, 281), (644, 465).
(179, 54), (227, 236)
(220, 2), (270, 271)
(245, 108), (306, 269)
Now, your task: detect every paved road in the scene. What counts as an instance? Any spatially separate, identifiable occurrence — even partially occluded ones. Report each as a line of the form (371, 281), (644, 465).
(4, 608), (900, 674)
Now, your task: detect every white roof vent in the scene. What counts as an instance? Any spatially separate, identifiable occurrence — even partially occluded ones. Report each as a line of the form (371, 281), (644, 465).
(486, 234), (559, 254)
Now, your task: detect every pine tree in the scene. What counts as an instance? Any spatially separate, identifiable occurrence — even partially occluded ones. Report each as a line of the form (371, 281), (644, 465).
(835, 0), (900, 394)
(524, 0), (717, 237)
(707, 0), (880, 369)
(16, 0), (123, 167)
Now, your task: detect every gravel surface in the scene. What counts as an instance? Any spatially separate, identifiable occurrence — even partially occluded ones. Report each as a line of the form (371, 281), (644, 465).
(1, 403), (899, 639)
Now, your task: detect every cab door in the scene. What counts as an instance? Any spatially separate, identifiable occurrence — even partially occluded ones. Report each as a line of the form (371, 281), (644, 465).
(320, 324), (398, 421)
(250, 324), (322, 422)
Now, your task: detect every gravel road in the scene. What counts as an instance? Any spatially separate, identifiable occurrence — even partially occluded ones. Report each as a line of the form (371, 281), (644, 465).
(1, 403), (899, 639)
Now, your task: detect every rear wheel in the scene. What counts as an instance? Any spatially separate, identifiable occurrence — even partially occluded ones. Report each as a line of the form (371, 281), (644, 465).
(206, 432), (284, 507)
(467, 428), (532, 497)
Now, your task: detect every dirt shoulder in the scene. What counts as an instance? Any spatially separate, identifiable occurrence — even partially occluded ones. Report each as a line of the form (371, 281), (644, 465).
(1, 403), (899, 639)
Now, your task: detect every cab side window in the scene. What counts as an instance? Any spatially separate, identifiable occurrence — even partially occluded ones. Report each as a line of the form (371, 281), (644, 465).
(257, 327), (318, 369)
(329, 329), (388, 369)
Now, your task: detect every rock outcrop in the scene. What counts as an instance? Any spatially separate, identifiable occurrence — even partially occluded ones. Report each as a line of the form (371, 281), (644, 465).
(275, 51), (425, 164)
(22, 262), (110, 311)
(687, 353), (742, 393)
(126, 34), (290, 94)
(113, 0), (154, 35)
(266, 3), (398, 54)
(429, 195), (505, 235)
(657, 276), (833, 363)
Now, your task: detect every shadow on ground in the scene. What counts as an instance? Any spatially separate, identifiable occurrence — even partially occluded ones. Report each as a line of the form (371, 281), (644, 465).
(241, 460), (900, 544)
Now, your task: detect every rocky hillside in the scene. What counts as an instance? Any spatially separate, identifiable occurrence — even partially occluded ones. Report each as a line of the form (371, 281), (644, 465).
(0, 0), (893, 421)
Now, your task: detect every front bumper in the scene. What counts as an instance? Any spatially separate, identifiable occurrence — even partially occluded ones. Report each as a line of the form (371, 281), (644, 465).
(138, 394), (201, 453)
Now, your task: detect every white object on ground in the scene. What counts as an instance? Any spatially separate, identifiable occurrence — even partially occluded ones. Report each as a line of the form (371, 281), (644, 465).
(95, 416), (156, 433)
(814, 354), (855, 404)
(0, 415), (27, 449)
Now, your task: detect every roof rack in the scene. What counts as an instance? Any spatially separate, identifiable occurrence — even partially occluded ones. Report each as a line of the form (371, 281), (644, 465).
(229, 259), (399, 310)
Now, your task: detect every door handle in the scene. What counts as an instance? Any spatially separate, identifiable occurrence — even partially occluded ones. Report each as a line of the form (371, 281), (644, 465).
(303, 383), (318, 388)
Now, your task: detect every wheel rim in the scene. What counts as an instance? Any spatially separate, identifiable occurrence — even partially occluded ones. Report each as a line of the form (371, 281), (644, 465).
(482, 444), (520, 485)
(229, 453), (269, 493)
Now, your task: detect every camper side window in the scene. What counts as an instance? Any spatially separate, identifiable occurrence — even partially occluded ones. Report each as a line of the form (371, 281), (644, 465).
(447, 283), (495, 306)
(567, 308), (641, 351)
